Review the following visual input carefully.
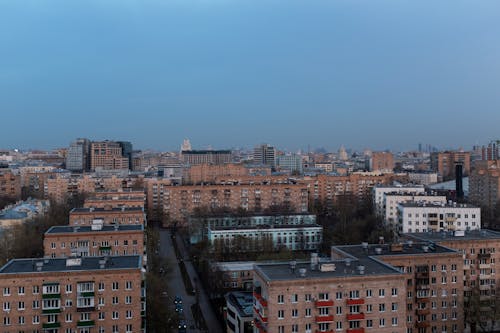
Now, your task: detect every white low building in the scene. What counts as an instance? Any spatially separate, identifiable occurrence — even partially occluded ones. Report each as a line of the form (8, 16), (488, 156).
(383, 193), (447, 227)
(398, 202), (481, 233)
(373, 184), (425, 217)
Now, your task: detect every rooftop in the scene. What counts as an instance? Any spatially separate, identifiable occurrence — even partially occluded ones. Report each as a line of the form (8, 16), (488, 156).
(209, 224), (323, 231)
(225, 292), (254, 318)
(45, 224), (143, 234)
(71, 207), (144, 213)
(335, 242), (457, 259)
(0, 255), (142, 274)
(406, 229), (500, 242)
(398, 202), (478, 209)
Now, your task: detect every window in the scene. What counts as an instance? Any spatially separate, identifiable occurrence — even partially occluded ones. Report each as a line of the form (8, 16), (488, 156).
(112, 325), (118, 333)
(391, 288), (398, 296)
(65, 313), (72, 322)
(32, 300), (40, 309)
(112, 296), (118, 305)
(291, 309), (298, 318)
(379, 289), (385, 297)
(305, 293), (312, 302)
(66, 284), (72, 293)
(32, 285), (39, 294)
(392, 303), (398, 311)
(277, 295), (284, 304)
(366, 304), (372, 313)
(278, 326), (285, 333)
(112, 311), (119, 320)
(336, 322), (342, 330)
(18, 315), (25, 324)
(98, 312), (105, 320)
(125, 296), (132, 304)
(3, 316), (10, 325)
(3, 302), (10, 311)
(125, 281), (132, 290)
(112, 282), (119, 291)
(291, 324), (298, 333)
(126, 324), (133, 333)
(66, 299), (73, 307)
(3, 287), (10, 296)
(336, 291), (342, 300)
(336, 306), (342, 315)
(18, 286), (25, 295)
(366, 289), (372, 297)
(319, 292), (329, 300)
(98, 282), (105, 291)
(392, 317), (398, 326)
(18, 301), (25, 310)
(379, 303), (385, 312)
(278, 310), (284, 319)
(379, 318), (385, 327)
(291, 294), (298, 303)
(126, 310), (132, 319)
(305, 308), (312, 317)
(32, 315), (39, 324)
(349, 290), (360, 299)
(51, 242), (56, 249)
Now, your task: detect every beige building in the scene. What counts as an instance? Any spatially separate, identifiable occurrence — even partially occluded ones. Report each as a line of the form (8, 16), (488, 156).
(44, 224), (144, 258)
(69, 207), (146, 226)
(469, 160), (500, 210)
(430, 151), (471, 181)
(90, 141), (129, 171)
(370, 152), (394, 173)
(0, 169), (21, 199)
(84, 189), (145, 209)
(0, 255), (145, 333)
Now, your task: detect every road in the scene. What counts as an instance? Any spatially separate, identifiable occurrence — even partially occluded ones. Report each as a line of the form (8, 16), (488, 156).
(159, 228), (224, 333)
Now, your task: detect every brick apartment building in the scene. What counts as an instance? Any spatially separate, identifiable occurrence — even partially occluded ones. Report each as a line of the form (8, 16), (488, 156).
(180, 150), (232, 165)
(469, 160), (500, 210)
(90, 141), (129, 171)
(145, 180), (309, 226)
(44, 224), (144, 258)
(183, 163), (271, 185)
(369, 152), (394, 173)
(0, 255), (145, 333)
(0, 168), (21, 199)
(406, 230), (500, 332)
(253, 242), (464, 333)
(69, 207), (146, 226)
(430, 151), (471, 181)
(83, 190), (145, 209)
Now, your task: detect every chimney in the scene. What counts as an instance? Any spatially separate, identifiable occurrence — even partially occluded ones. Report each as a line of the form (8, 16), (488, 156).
(455, 163), (464, 201)
(310, 253), (319, 270)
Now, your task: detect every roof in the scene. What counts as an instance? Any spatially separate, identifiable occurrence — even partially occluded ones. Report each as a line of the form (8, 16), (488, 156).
(0, 210), (27, 220)
(45, 224), (143, 234)
(0, 255), (142, 274)
(225, 292), (254, 318)
(71, 207), (144, 213)
(335, 243), (457, 258)
(398, 202), (478, 209)
(209, 224), (323, 232)
(406, 229), (500, 242)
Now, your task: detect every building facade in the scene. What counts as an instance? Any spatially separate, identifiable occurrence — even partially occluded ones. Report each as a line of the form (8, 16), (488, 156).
(180, 150), (232, 165)
(66, 138), (91, 172)
(369, 152), (394, 173)
(90, 141), (129, 171)
(253, 144), (276, 167)
(0, 256), (145, 333)
(430, 151), (471, 181)
(69, 207), (146, 226)
(382, 193), (447, 228)
(469, 160), (500, 210)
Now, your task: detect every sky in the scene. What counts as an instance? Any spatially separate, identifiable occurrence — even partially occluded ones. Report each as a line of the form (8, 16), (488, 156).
(1, 0), (500, 152)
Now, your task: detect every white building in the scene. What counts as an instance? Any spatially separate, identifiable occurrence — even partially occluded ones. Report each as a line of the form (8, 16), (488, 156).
(383, 193), (447, 227)
(225, 292), (253, 333)
(208, 224), (323, 251)
(407, 172), (439, 185)
(397, 202), (481, 233)
(373, 184), (425, 217)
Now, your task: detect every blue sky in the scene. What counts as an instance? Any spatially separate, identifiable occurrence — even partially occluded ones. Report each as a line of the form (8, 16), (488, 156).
(1, 0), (500, 152)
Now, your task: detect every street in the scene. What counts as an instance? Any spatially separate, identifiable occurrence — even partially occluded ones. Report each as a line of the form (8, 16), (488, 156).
(158, 228), (224, 333)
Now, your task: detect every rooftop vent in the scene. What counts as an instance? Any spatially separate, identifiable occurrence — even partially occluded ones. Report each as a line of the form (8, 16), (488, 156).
(391, 244), (403, 252)
(345, 258), (352, 266)
(99, 259), (107, 269)
(361, 242), (369, 250)
(289, 260), (297, 273)
(375, 247), (382, 255)
(422, 246), (429, 253)
(91, 219), (104, 231)
(310, 253), (319, 270)
(320, 263), (336, 272)
(66, 258), (82, 267)
(407, 240), (413, 248)
(35, 261), (44, 272)
(454, 230), (465, 237)
(357, 265), (365, 275)
(298, 268), (307, 277)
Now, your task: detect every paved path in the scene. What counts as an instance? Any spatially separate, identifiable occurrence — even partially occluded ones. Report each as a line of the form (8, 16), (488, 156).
(158, 229), (198, 332)
(174, 234), (224, 333)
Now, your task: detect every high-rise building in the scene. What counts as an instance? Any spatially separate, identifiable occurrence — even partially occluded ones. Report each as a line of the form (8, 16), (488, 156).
(369, 151), (394, 172)
(469, 159), (500, 210)
(66, 138), (91, 172)
(181, 139), (192, 152)
(253, 144), (276, 167)
(481, 140), (500, 161)
(430, 151), (471, 181)
(90, 141), (130, 171)
(180, 150), (232, 165)
(276, 154), (303, 174)
(117, 141), (133, 170)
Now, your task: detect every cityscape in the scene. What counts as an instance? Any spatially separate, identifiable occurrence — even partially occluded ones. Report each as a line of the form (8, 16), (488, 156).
(3, 1), (500, 333)
(1, 139), (500, 333)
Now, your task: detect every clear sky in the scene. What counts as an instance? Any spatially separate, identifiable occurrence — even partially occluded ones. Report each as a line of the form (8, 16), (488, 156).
(1, 0), (500, 152)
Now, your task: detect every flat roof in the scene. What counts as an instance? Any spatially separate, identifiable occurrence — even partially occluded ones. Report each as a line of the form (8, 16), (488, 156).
(225, 292), (253, 318)
(335, 243), (457, 258)
(71, 207), (144, 213)
(209, 224), (322, 231)
(406, 229), (500, 242)
(398, 202), (478, 208)
(190, 213), (316, 219)
(46, 224), (143, 234)
(0, 255), (142, 274)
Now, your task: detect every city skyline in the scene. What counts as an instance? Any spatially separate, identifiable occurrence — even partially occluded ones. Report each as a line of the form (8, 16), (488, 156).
(2, 0), (500, 151)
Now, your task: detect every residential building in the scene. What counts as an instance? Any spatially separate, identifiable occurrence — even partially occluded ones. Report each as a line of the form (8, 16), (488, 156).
(0, 199), (50, 228)
(469, 160), (500, 210)
(407, 172), (439, 186)
(180, 150), (232, 165)
(69, 207), (146, 226)
(373, 184), (425, 217)
(183, 163), (254, 185)
(369, 151), (394, 172)
(44, 223), (144, 258)
(83, 189), (145, 209)
(90, 141), (130, 171)
(66, 138), (91, 172)
(225, 291), (253, 333)
(397, 202), (481, 233)
(212, 262), (255, 292)
(431, 151), (471, 181)
(0, 168), (21, 199)
(276, 154), (303, 174)
(0, 255), (145, 333)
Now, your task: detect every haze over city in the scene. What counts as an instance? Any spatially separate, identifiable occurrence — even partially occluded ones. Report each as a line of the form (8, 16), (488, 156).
(2, 0), (500, 151)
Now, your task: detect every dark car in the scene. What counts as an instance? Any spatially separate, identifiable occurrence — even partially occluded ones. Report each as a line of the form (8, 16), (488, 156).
(174, 295), (182, 304)
(175, 303), (183, 313)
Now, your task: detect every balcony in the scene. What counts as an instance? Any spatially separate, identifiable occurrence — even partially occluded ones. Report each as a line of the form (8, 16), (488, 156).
(347, 298), (365, 305)
(42, 308), (61, 314)
(479, 263), (491, 269)
(254, 318), (267, 333)
(347, 313), (365, 321)
(99, 246), (111, 251)
(416, 284), (430, 290)
(416, 272), (429, 279)
(416, 321), (430, 328)
(77, 320), (95, 327)
(42, 293), (61, 299)
(316, 315), (334, 323)
(77, 306), (96, 312)
(416, 308), (430, 316)
(478, 253), (491, 259)
(316, 330), (334, 333)
(315, 299), (334, 307)
(253, 291), (268, 307)
(79, 291), (95, 297)
(253, 305), (268, 323)
(42, 322), (61, 329)
(346, 329), (365, 333)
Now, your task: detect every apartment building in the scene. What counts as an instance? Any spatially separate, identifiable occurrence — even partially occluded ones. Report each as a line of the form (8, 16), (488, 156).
(406, 230), (500, 332)
(369, 152), (394, 173)
(0, 168), (21, 199)
(183, 163), (257, 184)
(180, 150), (232, 165)
(382, 193), (447, 228)
(226, 291), (253, 333)
(90, 141), (129, 171)
(145, 180), (309, 226)
(469, 160), (500, 210)
(0, 255), (145, 333)
(430, 151), (471, 181)
(397, 202), (481, 233)
(83, 190), (145, 209)
(373, 185), (426, 218)
(44, 223), (144, 258)
(69, 207), (146, 226)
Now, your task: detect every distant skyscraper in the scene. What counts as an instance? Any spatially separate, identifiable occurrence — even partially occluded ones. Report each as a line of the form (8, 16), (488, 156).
(66, 138), (90, 172)
(276, 154), (303, 174)
(117, 141), (133, 169)
(181, 139), (192, 151)
(338, 145), (348, 161)
(253, 144), (276, 167)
